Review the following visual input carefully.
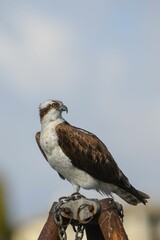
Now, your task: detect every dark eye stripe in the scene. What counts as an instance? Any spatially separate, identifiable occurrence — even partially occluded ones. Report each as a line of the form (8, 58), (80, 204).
(40, 105), (52, 119)
(39, 101), (61, 120)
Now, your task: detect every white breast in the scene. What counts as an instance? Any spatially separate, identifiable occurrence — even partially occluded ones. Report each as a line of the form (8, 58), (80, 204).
(40, 122), (59, 155)
(40, 119), (98, 191)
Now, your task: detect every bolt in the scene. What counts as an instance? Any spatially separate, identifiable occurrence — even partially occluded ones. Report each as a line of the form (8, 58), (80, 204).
(64, 208), (71, 214)
(88, 205), (94, 212)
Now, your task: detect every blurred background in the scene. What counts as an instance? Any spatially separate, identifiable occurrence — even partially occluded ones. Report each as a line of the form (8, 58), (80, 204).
(0, 1), (160, 239)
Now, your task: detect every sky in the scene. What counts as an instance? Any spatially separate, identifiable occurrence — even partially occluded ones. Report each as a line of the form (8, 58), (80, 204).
(0, 0), (160, 226)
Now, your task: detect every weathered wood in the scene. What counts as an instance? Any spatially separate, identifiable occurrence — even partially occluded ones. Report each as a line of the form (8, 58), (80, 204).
(98, 198), (128, 240)
(38, 197), (129, 240)
(38, 202), (60, 240)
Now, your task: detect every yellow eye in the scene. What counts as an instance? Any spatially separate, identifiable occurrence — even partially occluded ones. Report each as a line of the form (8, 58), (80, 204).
(51, 102), (59, 108)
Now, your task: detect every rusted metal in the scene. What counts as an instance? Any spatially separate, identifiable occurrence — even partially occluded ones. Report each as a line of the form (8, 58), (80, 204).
(56, 195), (100, 224)
(98, 198), (128, 240)
(38, 202), (60, 240)
(38, 197), (129, 240)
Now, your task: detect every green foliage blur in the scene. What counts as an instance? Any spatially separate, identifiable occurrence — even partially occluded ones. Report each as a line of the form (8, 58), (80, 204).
(0, 182), (11, 240)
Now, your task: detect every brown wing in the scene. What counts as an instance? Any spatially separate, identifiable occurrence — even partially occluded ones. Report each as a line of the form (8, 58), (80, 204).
(35, 132), (65, 180)
(56, 122), (149, 204)
(35, 132), (48, 161)
(56, 122), (127, 186)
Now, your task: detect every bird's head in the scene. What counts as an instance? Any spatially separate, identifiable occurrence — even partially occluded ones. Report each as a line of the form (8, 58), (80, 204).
(39, 100), (68, 123)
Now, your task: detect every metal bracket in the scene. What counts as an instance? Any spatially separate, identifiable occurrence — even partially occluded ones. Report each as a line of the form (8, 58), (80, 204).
(57, 197), (101, 224)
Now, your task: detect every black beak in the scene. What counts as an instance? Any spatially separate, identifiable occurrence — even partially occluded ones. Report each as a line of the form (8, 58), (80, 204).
(61, 104), (68, 113)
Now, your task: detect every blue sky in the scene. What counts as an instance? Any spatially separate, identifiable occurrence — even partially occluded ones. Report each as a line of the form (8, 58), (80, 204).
(0, 1), (160, 225)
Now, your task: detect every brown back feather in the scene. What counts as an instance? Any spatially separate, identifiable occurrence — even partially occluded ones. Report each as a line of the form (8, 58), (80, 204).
(56, 122), (150, 204)
(56, 122), (122, 184)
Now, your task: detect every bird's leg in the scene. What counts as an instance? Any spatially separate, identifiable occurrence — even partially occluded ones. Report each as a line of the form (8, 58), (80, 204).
(73, 184), (80, 193)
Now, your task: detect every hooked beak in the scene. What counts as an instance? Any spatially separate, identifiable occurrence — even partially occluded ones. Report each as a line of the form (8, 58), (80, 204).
(60, 104), (68, 113)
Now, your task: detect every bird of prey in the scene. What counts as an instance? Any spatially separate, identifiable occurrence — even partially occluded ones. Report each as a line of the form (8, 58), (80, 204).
(35, 100), (149, 205)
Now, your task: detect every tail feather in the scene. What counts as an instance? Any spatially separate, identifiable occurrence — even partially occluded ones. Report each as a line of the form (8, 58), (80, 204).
(136, 190), (150, 204)
(98, 181), (150, 205)
(114, 171), (150, 205)
(113, 186), (150, 205)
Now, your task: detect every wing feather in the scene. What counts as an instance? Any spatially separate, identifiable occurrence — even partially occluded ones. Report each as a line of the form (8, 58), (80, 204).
(36, 123), (149, 205)
(35, 132), (48, 161)
(56, 122), (149, 204)
(56, 122), (124, 185)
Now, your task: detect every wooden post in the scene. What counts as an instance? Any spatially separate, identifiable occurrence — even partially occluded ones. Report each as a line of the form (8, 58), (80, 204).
(38, 198), (129, 240)
(98, 198), (128, 240)
(38, 202), (60, 240)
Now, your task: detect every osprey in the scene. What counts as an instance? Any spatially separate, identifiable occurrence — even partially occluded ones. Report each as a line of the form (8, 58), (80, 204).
(36, 100), (149, 205)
